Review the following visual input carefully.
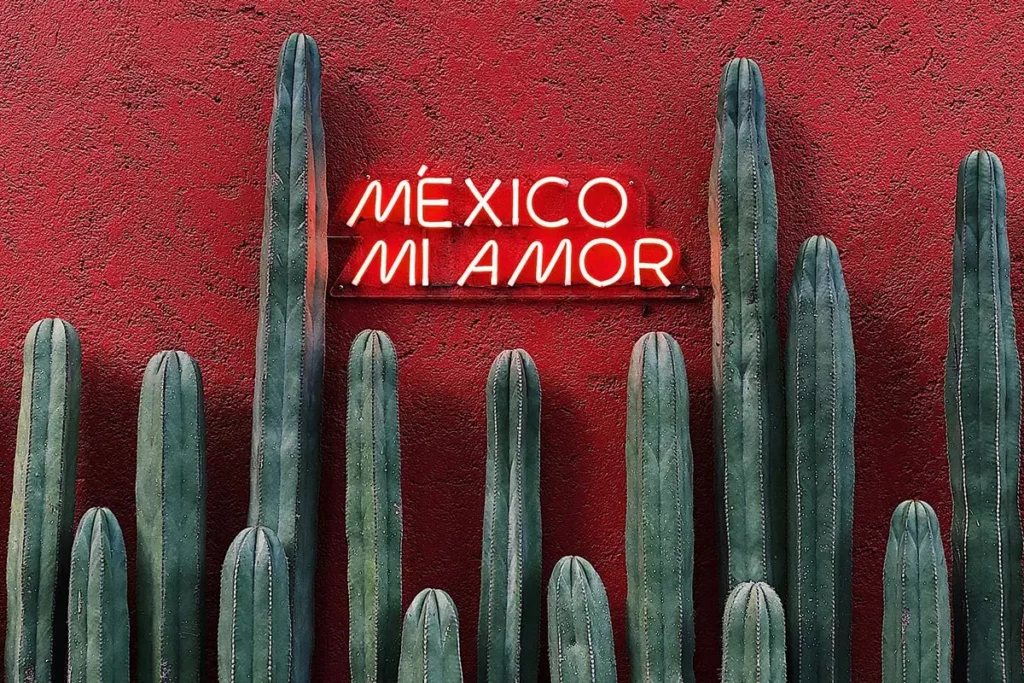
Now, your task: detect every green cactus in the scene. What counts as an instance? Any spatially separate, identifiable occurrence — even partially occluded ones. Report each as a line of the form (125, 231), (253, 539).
(625, 331), (694, 683)
(247, 32), (328, 683)
(882, 500), (951, 683)
(347, 330), (403, 683)
(786, 236), (855, 682)
(547, 556), (616, 683)
(945, 150), (1023, 682)
(721, 582), (786, 683)
(478, 349), (542, 683)
(67, 508), (129, 683)
(217, 527), (291, 683)
(6, 318), (81, 683)
(709, 57), (786, 598)
(136, 351), (207, 683)
(398, 589), (464, 683)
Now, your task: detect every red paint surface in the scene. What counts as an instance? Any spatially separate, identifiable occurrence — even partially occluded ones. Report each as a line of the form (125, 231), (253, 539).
(1, 2), (1023, 680)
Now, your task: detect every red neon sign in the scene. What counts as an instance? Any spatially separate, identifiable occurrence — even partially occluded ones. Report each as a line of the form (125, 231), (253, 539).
(329, 166), (693, 299)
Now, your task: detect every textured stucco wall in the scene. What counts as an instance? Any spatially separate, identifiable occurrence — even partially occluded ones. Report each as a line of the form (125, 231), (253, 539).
(2, 1), (1024, 679)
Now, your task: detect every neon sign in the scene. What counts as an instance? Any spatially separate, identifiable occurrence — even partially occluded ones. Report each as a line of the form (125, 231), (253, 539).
(329, 166), (693, 299)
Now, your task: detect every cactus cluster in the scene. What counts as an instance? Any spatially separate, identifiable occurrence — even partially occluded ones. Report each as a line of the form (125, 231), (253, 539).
(398, 589), (464, 683)
(945, 150), (1023, 682)
(136, 351), (207, 683)
(625, 332), (694, 683)
(217, 527), (292, 683)
(478, 349), (543, 683)
(786, 236), (855, 683)
(67, 508), (130, 683)
(246, 30), (329, 683)
(3, 33), (330, 683)
(721, 582), (786, 683)
(882, 500), (951, 683)
(709, 56), (787, 597)
(6, 318), (81, 683)
(547, 556), (616, 683)
(346, 330), (403, 683)
(5, 37), (1024, 683)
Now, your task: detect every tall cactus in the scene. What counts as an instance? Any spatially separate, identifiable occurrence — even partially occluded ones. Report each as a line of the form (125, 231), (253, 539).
(786, 236), (855, 682)
(721, 582), (786, 683)
(625, 331), (694, 683)
(547, 556), (617, 683)
(709, 56), (786, 597)
(478, 349), (542, 683)
(136, 351), (207, 683)
(67, 508), (129, 683)
(398, 589), (464, 683)
(945, 150), (1023, 682)
(217, 527), (291, 683)
(247, 32), (328, 683)
(6, 318), (81, 683)
(882, 500), (951, 683)
(347, 330), (403, 683)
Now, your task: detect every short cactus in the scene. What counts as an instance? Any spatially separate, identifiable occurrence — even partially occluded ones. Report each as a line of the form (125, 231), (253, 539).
(709, 57), (786, 597)
(478, 349), (542, 683)
(721, 582), (786, 683)
(247, 32), (329, 683)
(347, 330), (403, 683)
(547, 556), (616, 683)
(786, 236), (855, 683)
(6, 318), (81, 683)
(882, 500), (951, 683)
(625, 332), (694, 683)
(136, 351), (207, 683)
(217, 527), (291, 683)
(398, 589), (464, 683)
(67, 508), (129, 683)
(945, 150), (1023, 682)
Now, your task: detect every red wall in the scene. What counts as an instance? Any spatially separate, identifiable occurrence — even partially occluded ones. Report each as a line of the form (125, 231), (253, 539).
(2, 1), (1024, 680)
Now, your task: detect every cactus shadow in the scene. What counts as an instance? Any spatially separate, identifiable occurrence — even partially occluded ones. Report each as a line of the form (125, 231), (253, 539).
(768, 100), (827, 297)
(321, 70), (375, 221)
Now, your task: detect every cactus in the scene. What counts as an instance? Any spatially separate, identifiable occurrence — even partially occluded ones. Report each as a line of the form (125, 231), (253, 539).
(217, 527), (291, 683)
(478, 349), (542, 683)
(786, 236), (855, 682)
(6, 318), (81, 683)
(135, 351), (207, 683)
(547, 556), (616, 683)
(709, 57), (786, 597)
(625, 331), (694, 683)
(67, 508), (129, 683)
(882, 500), (951, 683)
(398, 589), (464, 683)
(247, 32), (328, 683)
(721, 582), (786, 683)
(945, 150), (1024, 682)
(347, 330), (403, 683)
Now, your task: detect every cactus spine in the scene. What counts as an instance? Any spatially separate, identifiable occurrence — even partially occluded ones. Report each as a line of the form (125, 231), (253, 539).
(709, 57), (786, 597)
(398, 589), (464, 683)
(217, 527), (291, 683)
(547, 556), (616, 683)
(721, 582), (786, 683)
(625, 332), (694, 683)
(786, 236), (855, 682)
(945, 150), (1023, 682)
(478, 349), (542, 683)
(67, 508), (129, 683)
(248, 32), (328, 683)
(347, 330), (403, 683)
(6, 318), (81, 683)
(882, 501), (951, 683)
(136, 351), (207, 683)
